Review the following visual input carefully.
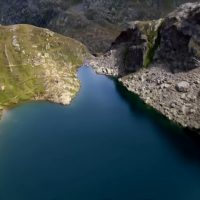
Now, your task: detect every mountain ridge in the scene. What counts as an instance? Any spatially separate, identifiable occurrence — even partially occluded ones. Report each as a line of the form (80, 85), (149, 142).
(0, 0), (196, 53)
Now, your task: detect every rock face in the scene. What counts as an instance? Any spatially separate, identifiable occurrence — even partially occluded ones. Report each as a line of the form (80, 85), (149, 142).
(155, 2), (200, 72)
(90, 19), (163, 75)
(0, 24), (90, 116)
(0, 0), (195, 53)
(90, 2), (200, 130)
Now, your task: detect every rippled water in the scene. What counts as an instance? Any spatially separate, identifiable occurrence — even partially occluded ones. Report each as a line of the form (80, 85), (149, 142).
(0, 67), (200, 200)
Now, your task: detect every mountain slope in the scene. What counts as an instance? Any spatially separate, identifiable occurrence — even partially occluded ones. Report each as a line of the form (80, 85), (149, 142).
(0, 0), (196, 53)
(0, 24), (90, 115)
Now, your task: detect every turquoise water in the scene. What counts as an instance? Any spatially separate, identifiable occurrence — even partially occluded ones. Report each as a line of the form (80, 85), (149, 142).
(0, 67), (200, 200)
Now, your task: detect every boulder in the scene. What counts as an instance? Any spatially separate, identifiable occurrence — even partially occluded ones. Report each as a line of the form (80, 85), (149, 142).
(176, 81), (190, 93)
(155, 2), (200, 72)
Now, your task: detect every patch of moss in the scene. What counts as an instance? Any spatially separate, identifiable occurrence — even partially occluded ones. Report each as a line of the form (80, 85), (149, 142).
(144, 20), (163, 67)
(134, 19), (163, 68)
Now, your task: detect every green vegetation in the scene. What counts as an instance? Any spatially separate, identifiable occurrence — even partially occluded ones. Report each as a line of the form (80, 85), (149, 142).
(134, 19), (163, 68)
(0, 24), (90, 115)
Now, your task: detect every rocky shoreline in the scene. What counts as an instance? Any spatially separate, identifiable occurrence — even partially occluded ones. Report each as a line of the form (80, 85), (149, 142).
(89, 2), (200, 131)
(90, 61), (200, 130)
(120, 65), (200, 130)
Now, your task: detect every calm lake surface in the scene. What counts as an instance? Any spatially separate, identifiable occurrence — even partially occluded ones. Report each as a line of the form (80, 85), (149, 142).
(0, 67), (200, 200)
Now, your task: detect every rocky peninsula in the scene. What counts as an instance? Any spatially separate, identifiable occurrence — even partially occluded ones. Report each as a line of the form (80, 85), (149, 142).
(89, 2), (200, 131)
(0, 24), (90, 117)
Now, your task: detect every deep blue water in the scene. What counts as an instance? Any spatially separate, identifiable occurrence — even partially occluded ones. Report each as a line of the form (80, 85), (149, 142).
(0, 67), (200, 200)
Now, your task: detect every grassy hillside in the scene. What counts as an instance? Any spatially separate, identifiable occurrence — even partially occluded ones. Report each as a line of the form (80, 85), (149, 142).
(0, 24), (90, 115)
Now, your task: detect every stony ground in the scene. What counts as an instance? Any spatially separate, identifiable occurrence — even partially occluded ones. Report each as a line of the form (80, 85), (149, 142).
(89, 55), (200, 129)
(120, 65), (200, 129)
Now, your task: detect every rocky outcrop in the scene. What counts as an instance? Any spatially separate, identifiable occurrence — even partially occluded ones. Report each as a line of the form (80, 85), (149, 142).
(90, 2), (200, 130)
(155, 2), (200, 72)
(90, 19), (163, 75)
(0, 24), (90, 116)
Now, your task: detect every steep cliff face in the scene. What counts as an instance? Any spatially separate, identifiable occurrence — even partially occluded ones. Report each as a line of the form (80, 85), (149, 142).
(89, 19), (163, 75)
(0, 0), (195, 53)
(0, 24), (90, 116)
(90, 2), (200, 130)
(155, 2), (200, 72)
(112, 19), (163, 73)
